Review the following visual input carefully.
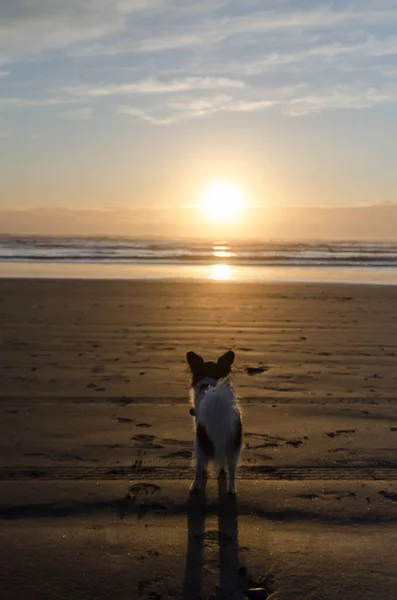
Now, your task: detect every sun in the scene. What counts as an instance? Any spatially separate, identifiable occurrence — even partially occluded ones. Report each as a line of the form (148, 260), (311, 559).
(199, 180), (246, 222)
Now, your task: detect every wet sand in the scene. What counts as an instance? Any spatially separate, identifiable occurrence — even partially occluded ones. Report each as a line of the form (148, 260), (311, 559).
(1, 279), (397, 599)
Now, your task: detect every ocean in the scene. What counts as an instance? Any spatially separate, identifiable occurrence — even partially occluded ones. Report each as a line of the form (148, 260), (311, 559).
(0, 236), (397, 284)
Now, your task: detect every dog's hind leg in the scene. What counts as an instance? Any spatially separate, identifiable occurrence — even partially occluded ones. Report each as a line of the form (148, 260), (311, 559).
(227, 414), (242, 495)
(191, 424), (214, 493)
(190, 441), (209, 493)
(227, 450), (239, 495)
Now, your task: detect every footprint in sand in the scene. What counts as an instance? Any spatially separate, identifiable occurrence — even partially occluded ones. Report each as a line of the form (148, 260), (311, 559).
(138, 550), (160, 562)
(163, 449), (192, 459)
(246, 433), (306, 450)
(246, 442), (279, 449)
(132, 434), (155, 442)
(53, 454), (83, 462)
(125, 484), (166, 521)
(162, 438), (191, 446)
(297, 493), (320, 500)
(117, 417), (133, 423)
(246, 366), (269, 376)
(24, 452), (46, 457)
(326, 429), (356, 438)
(131, 434), (163, 449)
(245, 432), (286, 442)
(297, 491), (356, 501)
(263, 385), (298, 392)
(379, 490), (397, 502)
(137, 502), (167, 520)
(286, 439), (304, 448)
(129, 483), (161, 496)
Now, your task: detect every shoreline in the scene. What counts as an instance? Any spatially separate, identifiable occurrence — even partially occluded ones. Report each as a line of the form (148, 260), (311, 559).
(1, 260), (397, 285)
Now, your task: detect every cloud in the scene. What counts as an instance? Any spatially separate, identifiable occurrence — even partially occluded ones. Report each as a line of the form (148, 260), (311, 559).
(115, 78), (397, 125)
(60, 107), (93, 120)
(3, 1), (397, 123)
(3, 2), (397, 62)
(117, 96), (240, 125)
(130, 6), (397, 54)
(64, 77), (245, 98)
(0, 96), (81, 108)
(0, 70), (10, 77)
(284, 84), (397, 116)
(117, 94), (277, 124)
(116, 105), (178, 125)
(223, 36), (397, 77)
(0, 0), (164, 63)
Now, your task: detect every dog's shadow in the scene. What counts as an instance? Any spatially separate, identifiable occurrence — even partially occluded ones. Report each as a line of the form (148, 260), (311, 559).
(182, 473), (243, 600)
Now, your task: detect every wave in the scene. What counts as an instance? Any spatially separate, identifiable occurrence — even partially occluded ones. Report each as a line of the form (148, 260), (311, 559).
(1, 236), (397, 268)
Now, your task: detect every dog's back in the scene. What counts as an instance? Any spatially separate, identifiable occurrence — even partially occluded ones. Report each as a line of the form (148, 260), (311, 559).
(196, 380), (241, 466)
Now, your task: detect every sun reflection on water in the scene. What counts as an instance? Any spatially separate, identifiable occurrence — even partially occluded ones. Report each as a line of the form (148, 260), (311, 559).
(209, 264), (233, 280)
(212, 243), (234, 259)
(213, 250), (233, 258)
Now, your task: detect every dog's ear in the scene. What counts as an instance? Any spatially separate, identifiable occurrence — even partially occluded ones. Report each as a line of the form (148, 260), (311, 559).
(217, 350), (235, 376)
(186, 351), (204, 372)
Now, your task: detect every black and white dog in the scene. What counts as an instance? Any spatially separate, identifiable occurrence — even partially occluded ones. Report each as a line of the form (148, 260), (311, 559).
(186, 350), (242, 495)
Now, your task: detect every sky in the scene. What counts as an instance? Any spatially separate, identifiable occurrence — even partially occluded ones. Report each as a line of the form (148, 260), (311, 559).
(1, 0), (397, 239)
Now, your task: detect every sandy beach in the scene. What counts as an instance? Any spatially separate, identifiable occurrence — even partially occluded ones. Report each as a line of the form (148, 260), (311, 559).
(1, 278), (397, 599)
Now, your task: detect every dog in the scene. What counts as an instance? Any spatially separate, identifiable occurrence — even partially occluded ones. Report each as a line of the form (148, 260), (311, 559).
(186, 350), (242, 495)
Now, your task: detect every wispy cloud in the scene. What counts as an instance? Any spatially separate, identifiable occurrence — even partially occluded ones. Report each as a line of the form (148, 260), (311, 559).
(285, 85), (397, 116)
(60, 107), (93, 120)
(131, 6), (397, 55)
(117, 94), (278, 125)
(223, 36), (397, 77)
(115, 80), (397, 125)
(2, 1), (397, 123)
(0, 96), (81, 108)
(0, 0), (164, 62)
(117, 105), (177, 126)
(64, 77), (245, 98)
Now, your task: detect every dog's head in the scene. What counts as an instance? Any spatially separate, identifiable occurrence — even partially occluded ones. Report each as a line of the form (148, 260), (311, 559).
(186, 350), (235, 387)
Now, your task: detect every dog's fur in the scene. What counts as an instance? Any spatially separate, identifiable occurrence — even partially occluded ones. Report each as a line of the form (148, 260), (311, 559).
(186, 350), (242, 495)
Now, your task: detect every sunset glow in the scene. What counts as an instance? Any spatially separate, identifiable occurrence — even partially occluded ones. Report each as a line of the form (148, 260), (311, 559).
(1, 2), (397, 241)
(200, 181), (246, 223)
